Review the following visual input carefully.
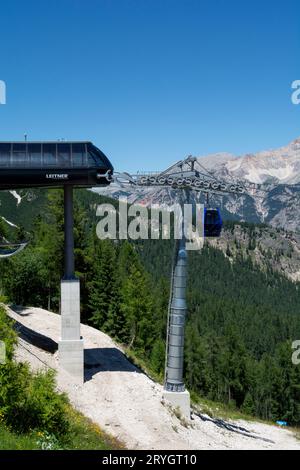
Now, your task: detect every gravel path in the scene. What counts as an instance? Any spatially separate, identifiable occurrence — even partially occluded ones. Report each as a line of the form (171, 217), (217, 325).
(7, 305), (300, 450)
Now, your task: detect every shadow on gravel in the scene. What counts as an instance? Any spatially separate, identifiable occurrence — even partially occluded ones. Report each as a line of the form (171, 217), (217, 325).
(13, 319), (58, 353)
(9, 306), (144, 381)
(84, 348), (141, 381)
(10, 305), (36, 316)
(194, 412), (275, 444)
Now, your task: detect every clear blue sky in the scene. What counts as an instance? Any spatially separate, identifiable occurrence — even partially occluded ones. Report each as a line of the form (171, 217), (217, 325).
(0, 0), (299, 172)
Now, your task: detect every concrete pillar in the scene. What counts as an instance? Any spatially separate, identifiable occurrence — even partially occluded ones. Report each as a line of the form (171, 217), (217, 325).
(58, 279), (84, 383)
(63, 185), (75, 279)
(58, 186), (84, 384)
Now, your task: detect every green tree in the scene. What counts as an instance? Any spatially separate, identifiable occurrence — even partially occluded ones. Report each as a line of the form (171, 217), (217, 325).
(88, 239), (118, 331)
(2, 249), (49, 307)
(120, 263), (155, 354)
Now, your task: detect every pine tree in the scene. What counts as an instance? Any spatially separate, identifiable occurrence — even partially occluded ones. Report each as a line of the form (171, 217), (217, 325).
(88, 239), (117, 331)
(120, 263), (155, 354)
(150, 338), (165, 375)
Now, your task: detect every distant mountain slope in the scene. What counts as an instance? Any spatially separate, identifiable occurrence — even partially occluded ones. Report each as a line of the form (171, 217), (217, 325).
(209, 221), (300, 282)
(0, 189), (47, 233)
(95, 137), (300, 232)
(213, 138), (300, 185)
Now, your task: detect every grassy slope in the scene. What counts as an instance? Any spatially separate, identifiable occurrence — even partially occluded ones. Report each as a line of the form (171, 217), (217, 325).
(0, 425), (39, 450)
(0, 405), (124, 450)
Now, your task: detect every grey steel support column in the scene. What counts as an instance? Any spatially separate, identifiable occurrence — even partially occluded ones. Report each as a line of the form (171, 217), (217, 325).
(58, 185), (84, 383)
(165, 237), (187, 392)
(64, 185), (75, 279)
(163, 195), (191, 419)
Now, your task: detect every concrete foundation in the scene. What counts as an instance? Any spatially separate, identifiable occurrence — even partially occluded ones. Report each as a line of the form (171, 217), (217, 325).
(58, 279), (84, 383)
(163, 389), (191, 420)
(58, 338), (84, 382)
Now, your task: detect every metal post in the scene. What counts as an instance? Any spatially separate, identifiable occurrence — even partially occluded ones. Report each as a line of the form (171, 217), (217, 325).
(64, 185), (75, 279)
(163, 193), (190, 418)
(164, 237), (187, 392)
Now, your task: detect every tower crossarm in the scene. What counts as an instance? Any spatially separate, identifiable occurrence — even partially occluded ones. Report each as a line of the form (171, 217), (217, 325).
(111, 156), (267, 197)
(111, 170), (260, 197)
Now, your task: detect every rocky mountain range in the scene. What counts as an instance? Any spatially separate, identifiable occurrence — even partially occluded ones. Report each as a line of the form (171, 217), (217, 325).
(197, 138), (300, 185)
(95, 137), (300, 232)
(209, 221), (300, 282)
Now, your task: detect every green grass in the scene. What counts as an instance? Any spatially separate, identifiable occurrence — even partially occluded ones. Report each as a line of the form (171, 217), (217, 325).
(0, 405), (124, 450)
(61, 405), (124, 450)
(0, 425), (40, 450)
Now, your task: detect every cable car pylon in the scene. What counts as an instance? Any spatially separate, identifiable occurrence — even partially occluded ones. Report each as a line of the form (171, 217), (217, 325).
(110, 155), (265, 420)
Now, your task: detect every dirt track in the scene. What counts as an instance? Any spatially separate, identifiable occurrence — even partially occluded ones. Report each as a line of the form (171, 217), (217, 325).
(7, 305), (300, 450)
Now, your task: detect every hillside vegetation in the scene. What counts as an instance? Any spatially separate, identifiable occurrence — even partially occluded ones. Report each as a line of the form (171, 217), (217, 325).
(0, 188), (300, 425)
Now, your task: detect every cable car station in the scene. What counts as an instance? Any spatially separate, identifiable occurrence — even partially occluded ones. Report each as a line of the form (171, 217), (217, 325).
(0, 142), (113, 188)
(0, 141), (113, 382)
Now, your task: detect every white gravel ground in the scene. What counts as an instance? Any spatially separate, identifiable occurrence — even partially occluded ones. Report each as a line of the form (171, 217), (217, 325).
(7, 305), (300, 450)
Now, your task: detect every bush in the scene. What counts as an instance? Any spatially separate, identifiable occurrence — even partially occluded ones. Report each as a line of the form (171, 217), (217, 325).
(150, 338), (165, 375)
(0, 305), (69, 436)
(0, 361), (70, 435)
(1, 249), (49, 307)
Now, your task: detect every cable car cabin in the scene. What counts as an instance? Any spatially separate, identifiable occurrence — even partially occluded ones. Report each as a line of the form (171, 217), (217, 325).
(204, 208), (223, 237)
(0, 142), (113, 189)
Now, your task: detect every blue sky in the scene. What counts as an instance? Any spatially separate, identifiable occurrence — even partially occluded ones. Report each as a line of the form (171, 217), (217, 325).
(0, 0), (299, 172)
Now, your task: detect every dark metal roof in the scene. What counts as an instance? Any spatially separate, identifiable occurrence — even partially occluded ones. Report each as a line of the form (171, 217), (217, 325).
(0, 141), (92, 144)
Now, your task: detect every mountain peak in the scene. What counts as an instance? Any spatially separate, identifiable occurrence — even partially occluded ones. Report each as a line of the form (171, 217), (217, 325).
(197, 138), (300, 185)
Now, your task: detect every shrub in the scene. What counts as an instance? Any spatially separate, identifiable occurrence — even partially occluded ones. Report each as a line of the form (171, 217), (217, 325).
(150, 338), (165, 374)
(0, 361), (70, 435)
(0, 305), (69, 436)
(1, 249), (49, 307)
